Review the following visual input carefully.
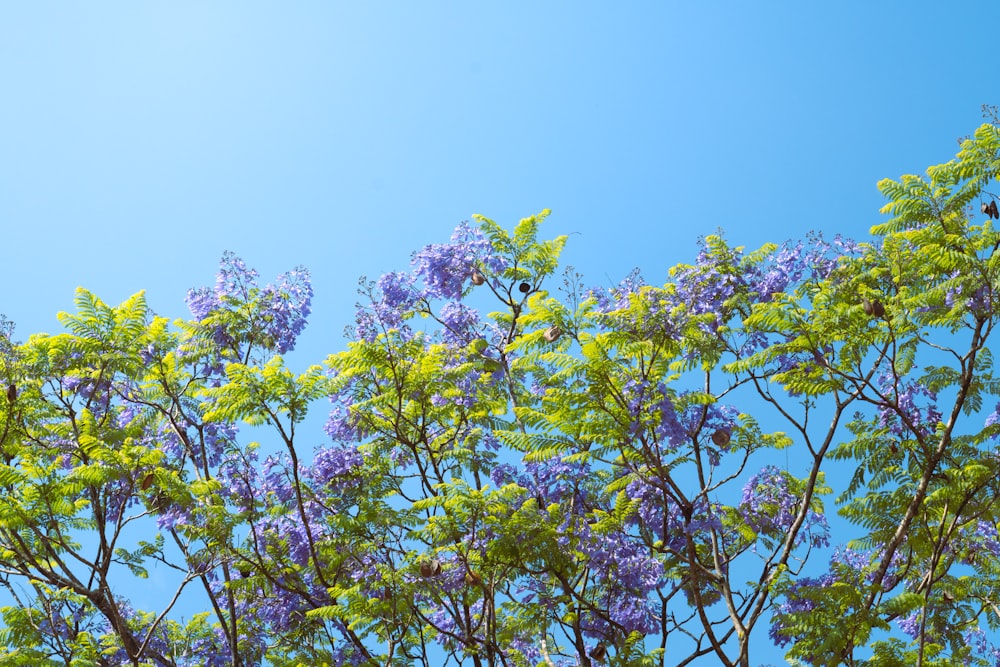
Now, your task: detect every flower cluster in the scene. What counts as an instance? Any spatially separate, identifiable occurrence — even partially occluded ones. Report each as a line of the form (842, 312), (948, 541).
(589, 268), (646, 314)
(352, 221), (506, 343)
(753, 242), (806, 302)
(577, 528), (663, 635)
(186, 251), (313, 355)
(739, 465), (829, 548)
(876, 370), (942, 439)
(412, 221), (493, 301)
(769, 546), (901, 648)
(953, 519), (1000, 565)
(964, 627), (1000, 664)
(672, 244), (742, 324)
(305, 444), (364, 492)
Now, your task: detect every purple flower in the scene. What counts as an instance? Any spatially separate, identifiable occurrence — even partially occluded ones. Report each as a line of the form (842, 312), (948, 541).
(740, 465), (829, 548)
(307, 445), (364, 490)
(186, 286), (218, 321)
(895, 611), (921, 639)
(754, 243), (805, 301)
(412, 221), (498, 301)
(589, 268), (646, 313)
(186, 252), (313, 354)
(259, 266), (313, 353)
(876, 370), (942, 439)
(438, 301), (481, 346)
(325, 387), (366, 443)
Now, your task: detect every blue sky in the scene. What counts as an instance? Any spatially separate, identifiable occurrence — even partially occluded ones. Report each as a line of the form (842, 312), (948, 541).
(1, 3), (998, 664)
(2, 2), (991, 348)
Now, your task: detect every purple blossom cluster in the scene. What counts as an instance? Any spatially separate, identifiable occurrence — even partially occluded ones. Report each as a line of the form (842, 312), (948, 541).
(304, 444), (364, 491)
(437, 300), (480, 346)
(625, 477), (688, 552)
(589, 268), (647, 314)
(964, 627), (1000, 664)
(577, 529), (663, 635)
(185, 251), (313, 355)
(412, 222), (492, 301)
(616, 381), (740, 467)
(352, 221), (505, 343)
(672, 244), (742, 324)
(753, 243), (806, 302)
(489, 456), (590, 509)
(739, 465), (829, 548)
(324, 382), (368, 443)
(425, 597), (484, 650)
(895, 611), (922, 639)
(876, 370), (942, 439)
(954, 519), (1000, 565)
(489, 456), (663, 635)
(216, 448), (260, 511)
(769, 546), (901, 648)
(943, 268), (991, 313)
(99, 600), (234, 667)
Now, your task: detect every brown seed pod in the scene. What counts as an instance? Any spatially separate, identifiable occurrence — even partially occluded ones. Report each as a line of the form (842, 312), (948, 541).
(990, 200), (999, 219)
(983, 202), (991, 216)
(543, 326), (562, 343)
(518, 282), (531, 294)
(589, 643), (607, 662)
(711, 429), (731, 448)
(862, 298), (885, 318)
(5, 384), (15, 404)
(470, 270), (485, 286)
(419, 559), (441, 578)
(140, 473), (155, 491)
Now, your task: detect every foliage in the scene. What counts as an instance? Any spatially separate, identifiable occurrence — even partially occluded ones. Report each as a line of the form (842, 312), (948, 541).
(3, 124), (1000, 665)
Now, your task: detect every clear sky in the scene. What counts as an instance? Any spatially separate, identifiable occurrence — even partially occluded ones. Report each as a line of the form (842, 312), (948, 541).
(1, 3), (998, 664)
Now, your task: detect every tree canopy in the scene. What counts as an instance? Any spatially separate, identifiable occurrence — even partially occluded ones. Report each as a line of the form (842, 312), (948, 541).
(3, 122), (1000, 666)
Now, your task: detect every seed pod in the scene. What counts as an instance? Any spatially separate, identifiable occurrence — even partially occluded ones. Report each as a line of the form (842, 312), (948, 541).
(991, 200), (1000, 219)
(238, 565), (252, 578)
(589, 643), (607, 662)
(140, 473), (155, 491)
(419, 559), (441, 578)
(518, 282), (531, 294)
(983, 202), (991, 216)
(5, 384), (14, 403)
(862, 298), (885, 318)
(543, 326), (562, 342)
(711, 429), (731, 448)
(470, 270), (485, 286)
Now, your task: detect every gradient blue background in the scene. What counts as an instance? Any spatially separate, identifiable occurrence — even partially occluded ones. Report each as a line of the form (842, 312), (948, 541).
(1, 3), (997, 664)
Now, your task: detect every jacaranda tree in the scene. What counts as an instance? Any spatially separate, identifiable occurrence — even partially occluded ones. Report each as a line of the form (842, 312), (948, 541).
(2, 122), (1000, 666)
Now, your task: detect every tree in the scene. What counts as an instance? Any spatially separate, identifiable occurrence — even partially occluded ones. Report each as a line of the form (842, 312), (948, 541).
(1, 121), (1000, 666)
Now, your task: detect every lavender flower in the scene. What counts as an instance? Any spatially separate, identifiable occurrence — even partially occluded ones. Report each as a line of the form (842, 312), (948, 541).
(740, 465), (829, 548)
(186, 252), (313, 354)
